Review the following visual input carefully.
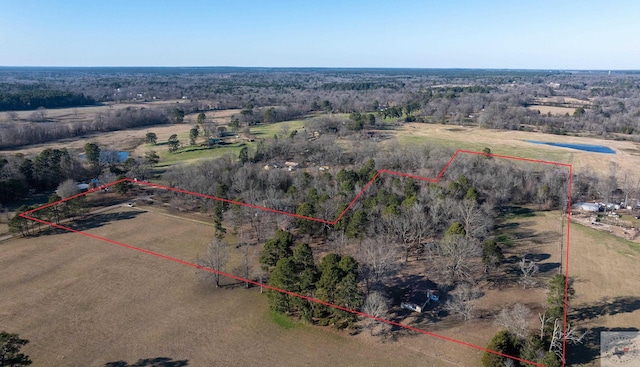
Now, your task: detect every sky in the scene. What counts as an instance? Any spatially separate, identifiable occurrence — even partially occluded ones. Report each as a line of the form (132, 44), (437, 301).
(1, 0), (639, 69)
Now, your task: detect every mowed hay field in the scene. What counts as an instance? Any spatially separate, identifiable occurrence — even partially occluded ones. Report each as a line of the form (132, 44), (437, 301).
(1, 207), (456, 367)
(566, 221), (640, 366)
(395, 123), (640, 180)
(526, 105), (576, 116)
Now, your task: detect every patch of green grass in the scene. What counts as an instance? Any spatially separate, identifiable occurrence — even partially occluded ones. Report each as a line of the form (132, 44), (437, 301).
(157, 143), (245, 167)
(500, 206), (536, 219)
(251, 119), (306, 137)
(571, 221), (640, 254)
(269, 310), (299, 329)
(396, 134), (574, 163)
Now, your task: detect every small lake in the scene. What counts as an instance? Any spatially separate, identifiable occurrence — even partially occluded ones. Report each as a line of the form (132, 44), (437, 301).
(526, 141), (615, 154)
(79, 151), (129, 162)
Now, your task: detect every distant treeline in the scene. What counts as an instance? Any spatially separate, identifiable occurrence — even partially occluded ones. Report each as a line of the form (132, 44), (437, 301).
(0, 90), (96, 111)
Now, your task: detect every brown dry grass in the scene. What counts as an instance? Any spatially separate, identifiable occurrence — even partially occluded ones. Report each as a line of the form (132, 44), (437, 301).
(0, 107), (240, 158)
(396, 123), (640, 181)
(535, 97), (591, 106)
(0, 206), (455, 367)
(566, 220), (640, 366)
(526, 105), (576, 116)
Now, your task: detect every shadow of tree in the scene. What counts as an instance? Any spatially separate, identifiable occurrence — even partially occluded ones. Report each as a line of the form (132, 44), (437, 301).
(572, 296), (640, 322)
(104, 357), (189, 367)
(68, 210), (145, 231)
(567, 326), (639, 365)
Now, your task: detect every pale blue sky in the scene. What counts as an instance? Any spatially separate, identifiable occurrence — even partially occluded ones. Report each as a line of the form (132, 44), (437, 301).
(1, 0), (639, 69)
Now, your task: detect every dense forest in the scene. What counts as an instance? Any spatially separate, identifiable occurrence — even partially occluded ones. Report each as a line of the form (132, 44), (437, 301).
(0, 89), (95, 111)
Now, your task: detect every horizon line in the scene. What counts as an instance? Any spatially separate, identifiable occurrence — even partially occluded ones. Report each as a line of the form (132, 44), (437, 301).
(0, 65), (638, 72)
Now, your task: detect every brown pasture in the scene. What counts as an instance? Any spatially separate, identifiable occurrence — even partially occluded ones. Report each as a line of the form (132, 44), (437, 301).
(0, 205), (459, 367)
(526, 105), (576, 116)
(396, 123), (640, 182)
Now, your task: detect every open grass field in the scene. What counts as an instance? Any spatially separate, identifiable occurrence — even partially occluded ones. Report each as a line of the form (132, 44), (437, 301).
(1, 210), (449, 367)
(566, 220), (640, 366)
(393, 123), (640, 180)
(526, 105), (576, 116)
(134, 119), (308, 168)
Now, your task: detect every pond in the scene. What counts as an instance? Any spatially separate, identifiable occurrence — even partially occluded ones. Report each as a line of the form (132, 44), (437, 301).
(79, 151), (129, 162)
(526, 141), (615, 154)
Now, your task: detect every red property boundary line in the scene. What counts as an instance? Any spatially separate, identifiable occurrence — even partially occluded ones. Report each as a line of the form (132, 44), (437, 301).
(20, 149), (573, 367)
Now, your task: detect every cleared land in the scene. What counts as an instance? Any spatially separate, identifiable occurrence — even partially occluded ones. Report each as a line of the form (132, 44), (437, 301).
(0, 220), (442, 367)
(394, 123), (640, 181)
(566, 220), (640, 366)
(526, 105), (576, 116)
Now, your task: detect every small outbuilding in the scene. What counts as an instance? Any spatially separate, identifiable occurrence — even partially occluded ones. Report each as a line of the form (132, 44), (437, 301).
(401, 279), (440, 313)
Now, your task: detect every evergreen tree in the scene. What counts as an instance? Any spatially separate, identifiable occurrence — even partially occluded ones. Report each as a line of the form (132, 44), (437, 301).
(0, 331), (32, 367)
(546, 274), (574, 322)
(84, 142), (101, 171)
(345, 210), (367, 239)
(482, 239), (504, 271)
(481, 330), (518, 367)
(144, 132), (157, 144)
(291, 243), (318, 320)
(267, 257), (298, 313)
(189, 126), (199, 145)
(295, 202), (315, 234)
(259, 230), (294, 271)
(238, 147), (249, 165)
(167, 134), (180, 152)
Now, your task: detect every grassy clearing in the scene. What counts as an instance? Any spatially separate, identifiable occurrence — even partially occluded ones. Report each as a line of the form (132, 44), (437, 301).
(570, 221), (640, 255)
(392, 123), (640, 181)
(567, 221), (640, 366)
(269, 310), (300, 330)
(1, 209), (448, 367)
(251, 119), (306, 137)
(396, 128), (574, 163)
(153, 119), (308, 167)
(156, 143), (244, 167)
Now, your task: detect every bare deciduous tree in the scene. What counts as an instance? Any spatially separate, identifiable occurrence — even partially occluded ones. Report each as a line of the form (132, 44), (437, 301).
(456, 200), (492, 241)
(361, 291), (391, 337)
(196, 239), (230, 288)
(430, 235), (481, 284)
(358, 236), (400, 292)
(519, 258), (539, 289)
(548, 319), (587, 363)
(56, 179), (80, 198)
(445, 281), (482, 320)
(495, 303), (532, 340)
